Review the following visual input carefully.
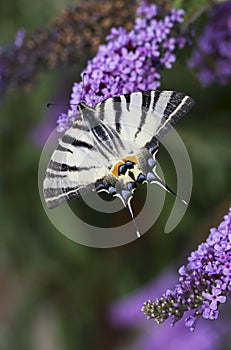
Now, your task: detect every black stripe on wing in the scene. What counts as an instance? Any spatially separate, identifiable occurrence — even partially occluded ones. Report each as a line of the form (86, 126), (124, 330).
(142, 91), (152, 109)
(162, 92), (195, 127)
(155, 94), (194, 139)
(92, 124), (110, 142)
(91, 123), (122, 158)
(113, 95), (122, 133)
(48, 160), (80, 172)
(134, 91), (151, 140)
(62, 135), (94, 149)
(56, 144), (73, 153)
(48, 160), (97, 173)
(45, 172), (67, 179)
(145, 91), (194, 148)
(124, 93), (131, 111)
(72, 123), (89, 131)
(152, 90), (161, 111)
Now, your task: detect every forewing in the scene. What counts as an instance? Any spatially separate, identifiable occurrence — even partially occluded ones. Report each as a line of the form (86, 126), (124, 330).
(43, 119), (109, 208)
(95, 90), (194, 150)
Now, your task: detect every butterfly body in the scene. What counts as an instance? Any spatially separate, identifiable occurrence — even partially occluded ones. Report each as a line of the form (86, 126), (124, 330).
(43, 90), (194, 236)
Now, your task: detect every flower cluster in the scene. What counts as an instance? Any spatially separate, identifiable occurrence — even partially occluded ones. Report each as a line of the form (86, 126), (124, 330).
(142, 207), (231, 331)
(188, 1), (231, 85)
(58, 2), (187, 132)
(0, 0), (135, 96)
(109, 271), (227, 350)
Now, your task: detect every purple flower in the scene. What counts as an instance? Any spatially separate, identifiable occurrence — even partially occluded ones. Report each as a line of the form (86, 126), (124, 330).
(14, 29), (26, 48)
(199, 301), (218, 320)
(171, 9), (185, 23)
(108, 270), (228, 350)
(58, 2), (188, 132)
(188, 1), (231, 85)
(142, 208), (231, 331)
(160, 51), (176, 69)
(136, 2), (158, 19)
(202, 287), (226, 311)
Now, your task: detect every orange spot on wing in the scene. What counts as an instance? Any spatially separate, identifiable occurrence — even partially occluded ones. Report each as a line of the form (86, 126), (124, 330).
(123, 155), (138, 163)
(111, 155), (138, 178)
(111, 161), (124, 177)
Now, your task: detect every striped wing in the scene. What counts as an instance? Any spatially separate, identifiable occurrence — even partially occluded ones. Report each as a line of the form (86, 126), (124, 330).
(95, 90), (194, 149)
(43, 119), (109, 208)
(43, 90), (194, 212)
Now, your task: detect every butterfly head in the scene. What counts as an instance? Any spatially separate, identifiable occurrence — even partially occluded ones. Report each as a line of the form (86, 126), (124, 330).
(77, 101), (87, 111)
(77, 101), (96, 114)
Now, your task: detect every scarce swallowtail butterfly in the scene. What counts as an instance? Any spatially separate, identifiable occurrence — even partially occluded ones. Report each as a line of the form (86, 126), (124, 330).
(43, 90), (194, 238)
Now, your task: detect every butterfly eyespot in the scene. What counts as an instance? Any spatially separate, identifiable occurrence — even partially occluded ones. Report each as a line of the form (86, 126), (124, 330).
(148, 158), (155, 168)
(95, 182), (106, 192)
(127, 182), (136, 191)
(146, 172), (156, 182)
(108, 186), (116, 195)
(125, 160), (134, 169)
(118, 163), (127, 175)
(149, 146), (158, 154)
(137, 173), (146, 184)
(121, 189), (132, 201)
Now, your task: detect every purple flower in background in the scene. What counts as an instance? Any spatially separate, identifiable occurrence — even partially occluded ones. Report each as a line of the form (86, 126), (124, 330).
(142, 208), (231, 331)
(108, 270), (228, 350)
(188, 1), (231, 85)
(0, 28), (26, 98)
(58, 1), (187, 132)
(14, 29), (26, 48)
(0, 1), (138, 96)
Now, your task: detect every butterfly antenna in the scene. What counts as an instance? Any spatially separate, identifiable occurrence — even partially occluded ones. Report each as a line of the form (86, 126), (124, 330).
(126, 200), (141, 238)
(47, 103), (55, 108)
(155, 178), (188, 205)
(80, 72), (87, 102)
(47, 73), (87, 108)
(46, 102), (73, 108)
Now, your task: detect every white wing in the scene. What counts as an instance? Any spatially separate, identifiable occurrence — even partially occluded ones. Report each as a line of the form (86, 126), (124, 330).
(43, 90), (194, 210)
(43, 119), (109, 208)
(95, 90), (194, 149)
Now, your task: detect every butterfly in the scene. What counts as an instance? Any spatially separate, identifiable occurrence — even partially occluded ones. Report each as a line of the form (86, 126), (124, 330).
(43, 90), (194, 237)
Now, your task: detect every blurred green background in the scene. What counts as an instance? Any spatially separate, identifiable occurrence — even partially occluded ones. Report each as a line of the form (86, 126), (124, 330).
(0, 1), (231, 349)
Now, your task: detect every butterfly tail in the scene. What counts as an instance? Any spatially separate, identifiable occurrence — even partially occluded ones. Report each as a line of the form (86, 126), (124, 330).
(126, 201), (141, 238)
(115, 189), (141, 238)
(153, 177), (188, 205)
